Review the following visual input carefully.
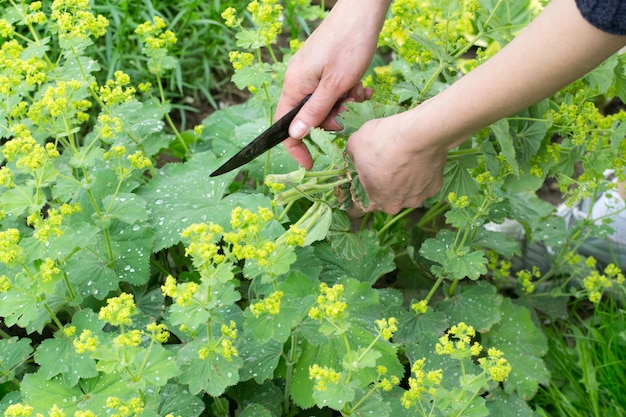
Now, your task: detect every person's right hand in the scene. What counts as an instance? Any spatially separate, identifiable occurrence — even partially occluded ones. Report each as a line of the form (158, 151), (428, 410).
(275, 0), (391, 169)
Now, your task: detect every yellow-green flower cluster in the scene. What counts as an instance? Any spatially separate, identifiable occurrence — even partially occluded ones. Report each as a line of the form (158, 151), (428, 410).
(223, 206), (281, 267)
(0, 228), (23, 265)
(27, 203), (81, 243)
(2, 124), (59, 173)
(98, 293), (137, 327)
(221, 7), (239, 28)
(27, 80), (91, 124)
(400, 358), (443, 409)
(112, 322), (171, 348)
(98, 115), (124, 140)
(3, 404), (34, 417)
(0, 275), (11, 292)
(447, 192), (469, 208)
(99, 71), (136, 106)
(546, 99), (604, 148)
(4, 403), (96, 417)
(374, 365), (401, 392)
(0, 166), (13, 188)
(477, 347), (511, 382)
(308, 283), (347, 321)
(0, 40), (48, 93)
(105, 396), (144, 417)
(486, 250), (512, 282)
(411, 299), (429, 315)
(435, 322), (482, 359)
(247, 0), (283, 45)
(51, 0), (109, 41)
(135, 16), (177, 48)
(249, 290), (284, 317)
(39, 258), (60, 282)
(160, 275), (200, 307)
(113, 329), (143, 348)
(228, 51), (255, 71)
(516, 265), (541, 294)
(308, 364), (342, 392)
(379, 0), (480, 65)
(0, 18), (15, 38)
(198, 320), (239, 362)
(73, 329), (99, 353)
(181, 222), (225, 268)
(375, 317), (399, 341)
(146, 322), (170, 343)
(583, 263), (624, 304)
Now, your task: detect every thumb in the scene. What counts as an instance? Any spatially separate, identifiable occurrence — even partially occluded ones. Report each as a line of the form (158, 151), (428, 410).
(288, 88), (342, 139)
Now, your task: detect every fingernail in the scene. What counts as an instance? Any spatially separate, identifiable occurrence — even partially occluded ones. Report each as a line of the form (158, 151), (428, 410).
(290, 120), (309, 139)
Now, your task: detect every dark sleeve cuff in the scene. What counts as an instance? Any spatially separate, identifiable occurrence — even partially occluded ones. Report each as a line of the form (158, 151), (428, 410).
(576, 0), (626, 35)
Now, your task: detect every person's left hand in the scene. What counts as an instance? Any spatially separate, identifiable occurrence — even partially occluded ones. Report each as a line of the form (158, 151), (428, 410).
(346, 109), (450, 214)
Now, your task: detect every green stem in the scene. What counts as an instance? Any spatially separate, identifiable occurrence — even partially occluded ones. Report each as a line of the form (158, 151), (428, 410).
(0, 327), (12, 339)
(283, 334), (299, 415)
(156, 75), (189, 155)
(377, 207), (414, 238)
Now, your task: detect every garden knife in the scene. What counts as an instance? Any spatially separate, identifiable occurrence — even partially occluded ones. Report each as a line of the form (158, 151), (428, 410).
(209, 94), (311, 177)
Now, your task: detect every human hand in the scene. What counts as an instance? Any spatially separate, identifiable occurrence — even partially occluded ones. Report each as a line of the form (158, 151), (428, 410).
(276, 0), (390, 169)
(345, 109), (451, 215)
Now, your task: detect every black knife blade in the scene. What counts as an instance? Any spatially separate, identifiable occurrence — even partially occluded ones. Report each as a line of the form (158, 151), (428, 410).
(209, 94), (311, 177)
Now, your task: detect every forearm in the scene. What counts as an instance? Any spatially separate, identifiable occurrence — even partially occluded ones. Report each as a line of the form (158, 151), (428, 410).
(418, 0), (626, 149)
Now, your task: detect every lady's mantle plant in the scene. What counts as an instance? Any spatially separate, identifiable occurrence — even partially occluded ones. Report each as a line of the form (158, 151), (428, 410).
(0, 0), (625, 417)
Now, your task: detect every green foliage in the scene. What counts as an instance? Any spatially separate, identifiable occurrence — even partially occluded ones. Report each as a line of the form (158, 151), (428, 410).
(0, 0), (625, 416)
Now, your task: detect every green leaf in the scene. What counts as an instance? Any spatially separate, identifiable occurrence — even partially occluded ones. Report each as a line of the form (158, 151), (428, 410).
(0, 186), (43, 216)
(21, 372), (129, 415)
(0, 337), (33, 384)
(440, 157), (480, 199)
(157, 383), (205, 417)
(244, 284), (312, 344)
(481, 299), (550, 400)
(231, 65), (273, 91)
(328, 215), (368, 261)
(473, 228), (522, 259)
(65, 246), (119, 299)
(446, 249), (487, 281)
(109, 220), (154, 286)
(435, 282), (503, 332)
(315, 231), (395, 285)
(32, 310), (102, 386)
(166, 280), (241, 332)
(102, 193), (149, 224)
(312, 378), (358, 411)
(300, 202), (333, 246)
(177, 340), (243, 396)
(229, 381), (283, 417)
(420, 230), (487, 280)
(239, 403), (275, 417)
(0, 289), (62, 333)
(490, 119), (519, 176)
(238, 335), (283, 384)
(134, 344), (179, 387)
(338, 101), (404, 135)
(485, 389), (535, 417)
(34, 338), (98, 387)
(137, 151), (272, 251)
(309, 129), (344, 166)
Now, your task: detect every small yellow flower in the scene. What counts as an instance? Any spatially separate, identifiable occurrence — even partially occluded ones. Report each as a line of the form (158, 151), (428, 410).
(73, 329), (99, 354)
(98, 293), (137, 326)
(478, 347), (512, 382)
(309, 364), (342, 392)
(375, 317), (398, 341)
(411, 299), (428, 315)
(221, 7), (238, 27)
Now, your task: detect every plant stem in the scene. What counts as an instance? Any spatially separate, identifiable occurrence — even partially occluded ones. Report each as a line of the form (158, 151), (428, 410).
(283, 334), (299, 415)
